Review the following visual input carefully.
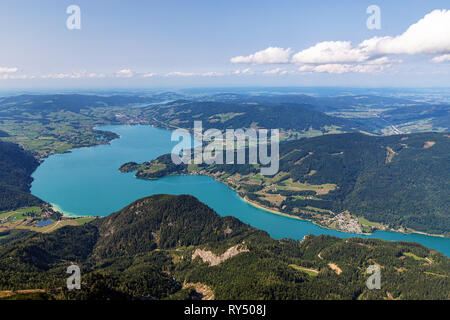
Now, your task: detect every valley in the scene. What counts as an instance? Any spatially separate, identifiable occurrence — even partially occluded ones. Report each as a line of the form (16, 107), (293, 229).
(0, 91), (449, 300)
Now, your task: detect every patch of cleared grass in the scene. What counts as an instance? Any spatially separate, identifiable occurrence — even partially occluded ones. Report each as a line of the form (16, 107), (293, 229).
(74, 217), (95, 225)
(277, 179), (337, 195)
(403, 252), (432, 263)
(357, 216), (384, 228)
(288, 264), (319, 276)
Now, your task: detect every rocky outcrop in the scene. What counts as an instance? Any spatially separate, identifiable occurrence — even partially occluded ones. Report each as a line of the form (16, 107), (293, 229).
(192, 244), (249, 266)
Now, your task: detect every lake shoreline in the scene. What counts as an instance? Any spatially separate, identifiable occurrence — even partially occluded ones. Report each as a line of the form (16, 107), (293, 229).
(128, 168), (449, 240)
(31, 124), (450, 257)
(82, 124), (449, 240)
(240, 195), (371, 236)
(239, 192), (447, 239)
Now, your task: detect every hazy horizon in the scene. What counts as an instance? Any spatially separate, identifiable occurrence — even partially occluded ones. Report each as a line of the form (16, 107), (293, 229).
(1, 0), (450, 88)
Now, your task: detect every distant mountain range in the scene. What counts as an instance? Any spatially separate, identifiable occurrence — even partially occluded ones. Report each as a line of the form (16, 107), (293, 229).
(0, 94), (157, 113)
(200, 93), (419, 112)
(1, 92), (448, 137)
(140, 100), (368, 135)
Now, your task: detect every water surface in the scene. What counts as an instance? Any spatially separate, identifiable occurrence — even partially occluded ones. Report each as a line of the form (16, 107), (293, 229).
(31, 125), (450, 256)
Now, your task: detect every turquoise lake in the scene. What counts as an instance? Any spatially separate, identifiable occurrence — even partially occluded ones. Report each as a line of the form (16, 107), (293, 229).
(31, 125), (450, 256)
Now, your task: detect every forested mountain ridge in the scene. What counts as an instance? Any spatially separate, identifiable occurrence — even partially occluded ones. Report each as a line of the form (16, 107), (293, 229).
(122, 132), (450, 236)
(277, 132), (450, 235)
(202, 93), (419, 112)
(1, 94), (365, 157)
(197, 93), (450, 134)
(0, 194), (448, 300)
(381, 104), (450, 130)
(0, 141), (43, 211)
(0, 94), (161, 113)
(1, 93), (447, 158)
(139, 100), (370, 136)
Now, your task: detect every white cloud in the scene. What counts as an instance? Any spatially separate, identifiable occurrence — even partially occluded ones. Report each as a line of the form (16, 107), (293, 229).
(293, 9), (450, 66)
(263, 68), (290, 75)
(299, 63), (387, 74)
(41, 73), (71, 79)
(40, 71), (106, 79)
(115, 69), (134, 78)
(0, 67), (18, 73)
(70, 73), (83, 79)
(431, 54), (450, 63)
(292, 41), (369, 65)
(165, 71), (196, 77)
(231, 47), (292, 64)
(71, 71), (106, 79)
(201, 71), (224, 77)
(234, 68), (253, 75)
(87, 73), (106, 78)
(142, 72), (156, 77)
(365, 57), (392, 65)
(295, 55), (393, 74)
(0, 74), (35, 80)
(360, 9), (450, 56)
(165, 71), (226, 77)
(230, 10), (450, 74)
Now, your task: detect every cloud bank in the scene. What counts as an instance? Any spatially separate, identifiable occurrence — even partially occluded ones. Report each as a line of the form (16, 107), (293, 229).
(432, 54), (450, 63)
(231, 9), (450, 74)
(231, 47), (292, 64)
(0, 67), (19, 73)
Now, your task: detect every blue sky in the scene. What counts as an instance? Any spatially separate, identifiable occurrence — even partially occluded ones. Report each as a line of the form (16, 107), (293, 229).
(1, 0), (450, 88)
